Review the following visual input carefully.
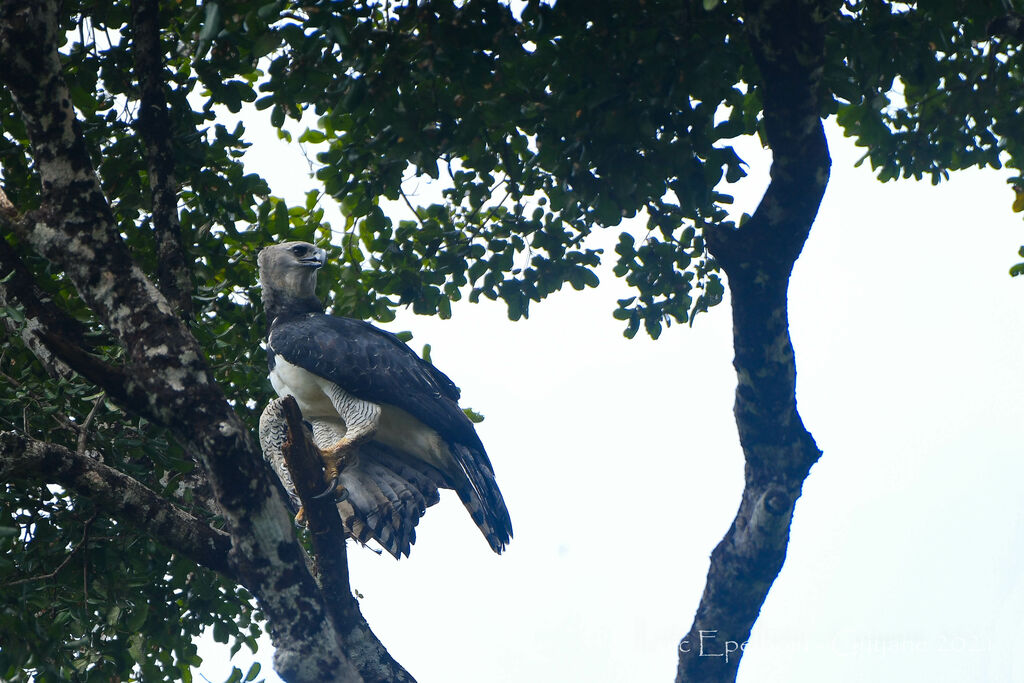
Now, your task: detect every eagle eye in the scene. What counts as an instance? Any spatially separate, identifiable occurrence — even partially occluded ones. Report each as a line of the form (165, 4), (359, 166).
(291, 245), (306, 256)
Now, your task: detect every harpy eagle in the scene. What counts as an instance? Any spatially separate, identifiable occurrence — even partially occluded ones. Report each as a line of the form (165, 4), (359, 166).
(257, 241), (512, 556)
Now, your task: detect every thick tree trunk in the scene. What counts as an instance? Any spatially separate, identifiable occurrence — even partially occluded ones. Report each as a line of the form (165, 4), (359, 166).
(0, 3), (412, 681)
(676, 1), (834, 681)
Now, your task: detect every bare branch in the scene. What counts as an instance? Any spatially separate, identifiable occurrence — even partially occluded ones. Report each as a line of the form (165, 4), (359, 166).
(76, 392), (104, 454)
(399, 186), (428, 228)
(280, 396), (354, 604)
(0, 431), (233, 576)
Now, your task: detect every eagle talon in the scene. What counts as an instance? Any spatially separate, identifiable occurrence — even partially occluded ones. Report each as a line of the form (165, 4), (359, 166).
(315, 445), (356, 501)
(313, 473), (344, 500)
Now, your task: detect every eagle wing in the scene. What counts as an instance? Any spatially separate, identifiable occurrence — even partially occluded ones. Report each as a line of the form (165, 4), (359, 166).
(268, 314), (485, 452)
(267, 313), (512, 553)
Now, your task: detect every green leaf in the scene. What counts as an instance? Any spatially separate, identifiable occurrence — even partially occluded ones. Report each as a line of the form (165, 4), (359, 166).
(273, 202), (289, 236)
(2, 306), (25, 323)
(299, 128), (326, 144)
(252, 32), (280, 60)
(270, 105), (285, 129)
(364, 206), (389, 231)
(198, 1), (223, 55)
(126, 603), (149, 631)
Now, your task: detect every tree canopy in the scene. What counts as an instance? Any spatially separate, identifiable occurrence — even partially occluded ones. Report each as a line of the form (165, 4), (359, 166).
(0, 0), (1021, 682)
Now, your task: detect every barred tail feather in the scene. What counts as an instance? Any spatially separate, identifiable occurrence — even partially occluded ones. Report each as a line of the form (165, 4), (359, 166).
(338, 455), (410, 558)
(259, 398), (508, 558)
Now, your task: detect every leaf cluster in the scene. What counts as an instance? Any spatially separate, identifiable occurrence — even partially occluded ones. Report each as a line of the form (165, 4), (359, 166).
(249, 0), (756, 336)
(3, 0), (1024, 679)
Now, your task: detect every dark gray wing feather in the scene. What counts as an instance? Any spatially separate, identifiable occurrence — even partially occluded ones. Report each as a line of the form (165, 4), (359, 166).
(267, 314), (512, 553)
(269, 314), (485, 452)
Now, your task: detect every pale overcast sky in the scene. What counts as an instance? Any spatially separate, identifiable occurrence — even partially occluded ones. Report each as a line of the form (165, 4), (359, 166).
(196, 120), (1024, 683)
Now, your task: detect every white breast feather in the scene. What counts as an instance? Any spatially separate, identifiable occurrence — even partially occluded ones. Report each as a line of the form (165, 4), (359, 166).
(269, 355), (337, 418)
(270, 353), (451, 470)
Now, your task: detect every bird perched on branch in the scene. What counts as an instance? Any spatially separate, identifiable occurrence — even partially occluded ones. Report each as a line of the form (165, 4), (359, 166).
(256, 241), (512, 557)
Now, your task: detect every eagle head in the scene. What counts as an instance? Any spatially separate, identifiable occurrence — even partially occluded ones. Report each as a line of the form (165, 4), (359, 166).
(258, 241), (327, 301)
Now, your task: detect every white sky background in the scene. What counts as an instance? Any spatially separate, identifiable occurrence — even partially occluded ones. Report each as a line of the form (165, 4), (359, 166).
(195, 118), (1024, 682)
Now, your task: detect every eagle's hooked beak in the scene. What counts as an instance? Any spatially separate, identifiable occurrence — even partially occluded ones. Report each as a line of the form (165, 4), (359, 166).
(299, 247), (326, 268)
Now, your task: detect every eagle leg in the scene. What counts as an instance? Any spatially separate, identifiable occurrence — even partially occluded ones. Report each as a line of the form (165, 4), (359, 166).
(315, 384), (383, 499)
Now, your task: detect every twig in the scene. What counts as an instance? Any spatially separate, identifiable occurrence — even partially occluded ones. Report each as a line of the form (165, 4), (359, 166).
(464, 174), (510, 224)
(77, 392), (105, 454)
(399, 186), (427, 227)
(8, 512), (96, 587)
(478, 183), (514, 230)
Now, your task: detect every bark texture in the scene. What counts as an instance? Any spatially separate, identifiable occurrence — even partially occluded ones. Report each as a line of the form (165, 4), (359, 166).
(676, 1), (833, 681)
(130, 0), (193, 317)
(0, 2), (409, 680)
(279, 397), (417, 683)
(0, 223), (83, 381)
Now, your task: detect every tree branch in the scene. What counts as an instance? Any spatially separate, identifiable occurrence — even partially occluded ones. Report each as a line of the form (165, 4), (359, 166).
(131, 0), (193, 318)
(0, 5), (365, 679)
(279, 397), (415, 683)
(0, 234), (135, 403)
(0, 214), (90, 382)
(0, 201), (138, 399)
(0, 430), (233, 576)
(679, 1), (832, 681)
(280, 397), (355, 615)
